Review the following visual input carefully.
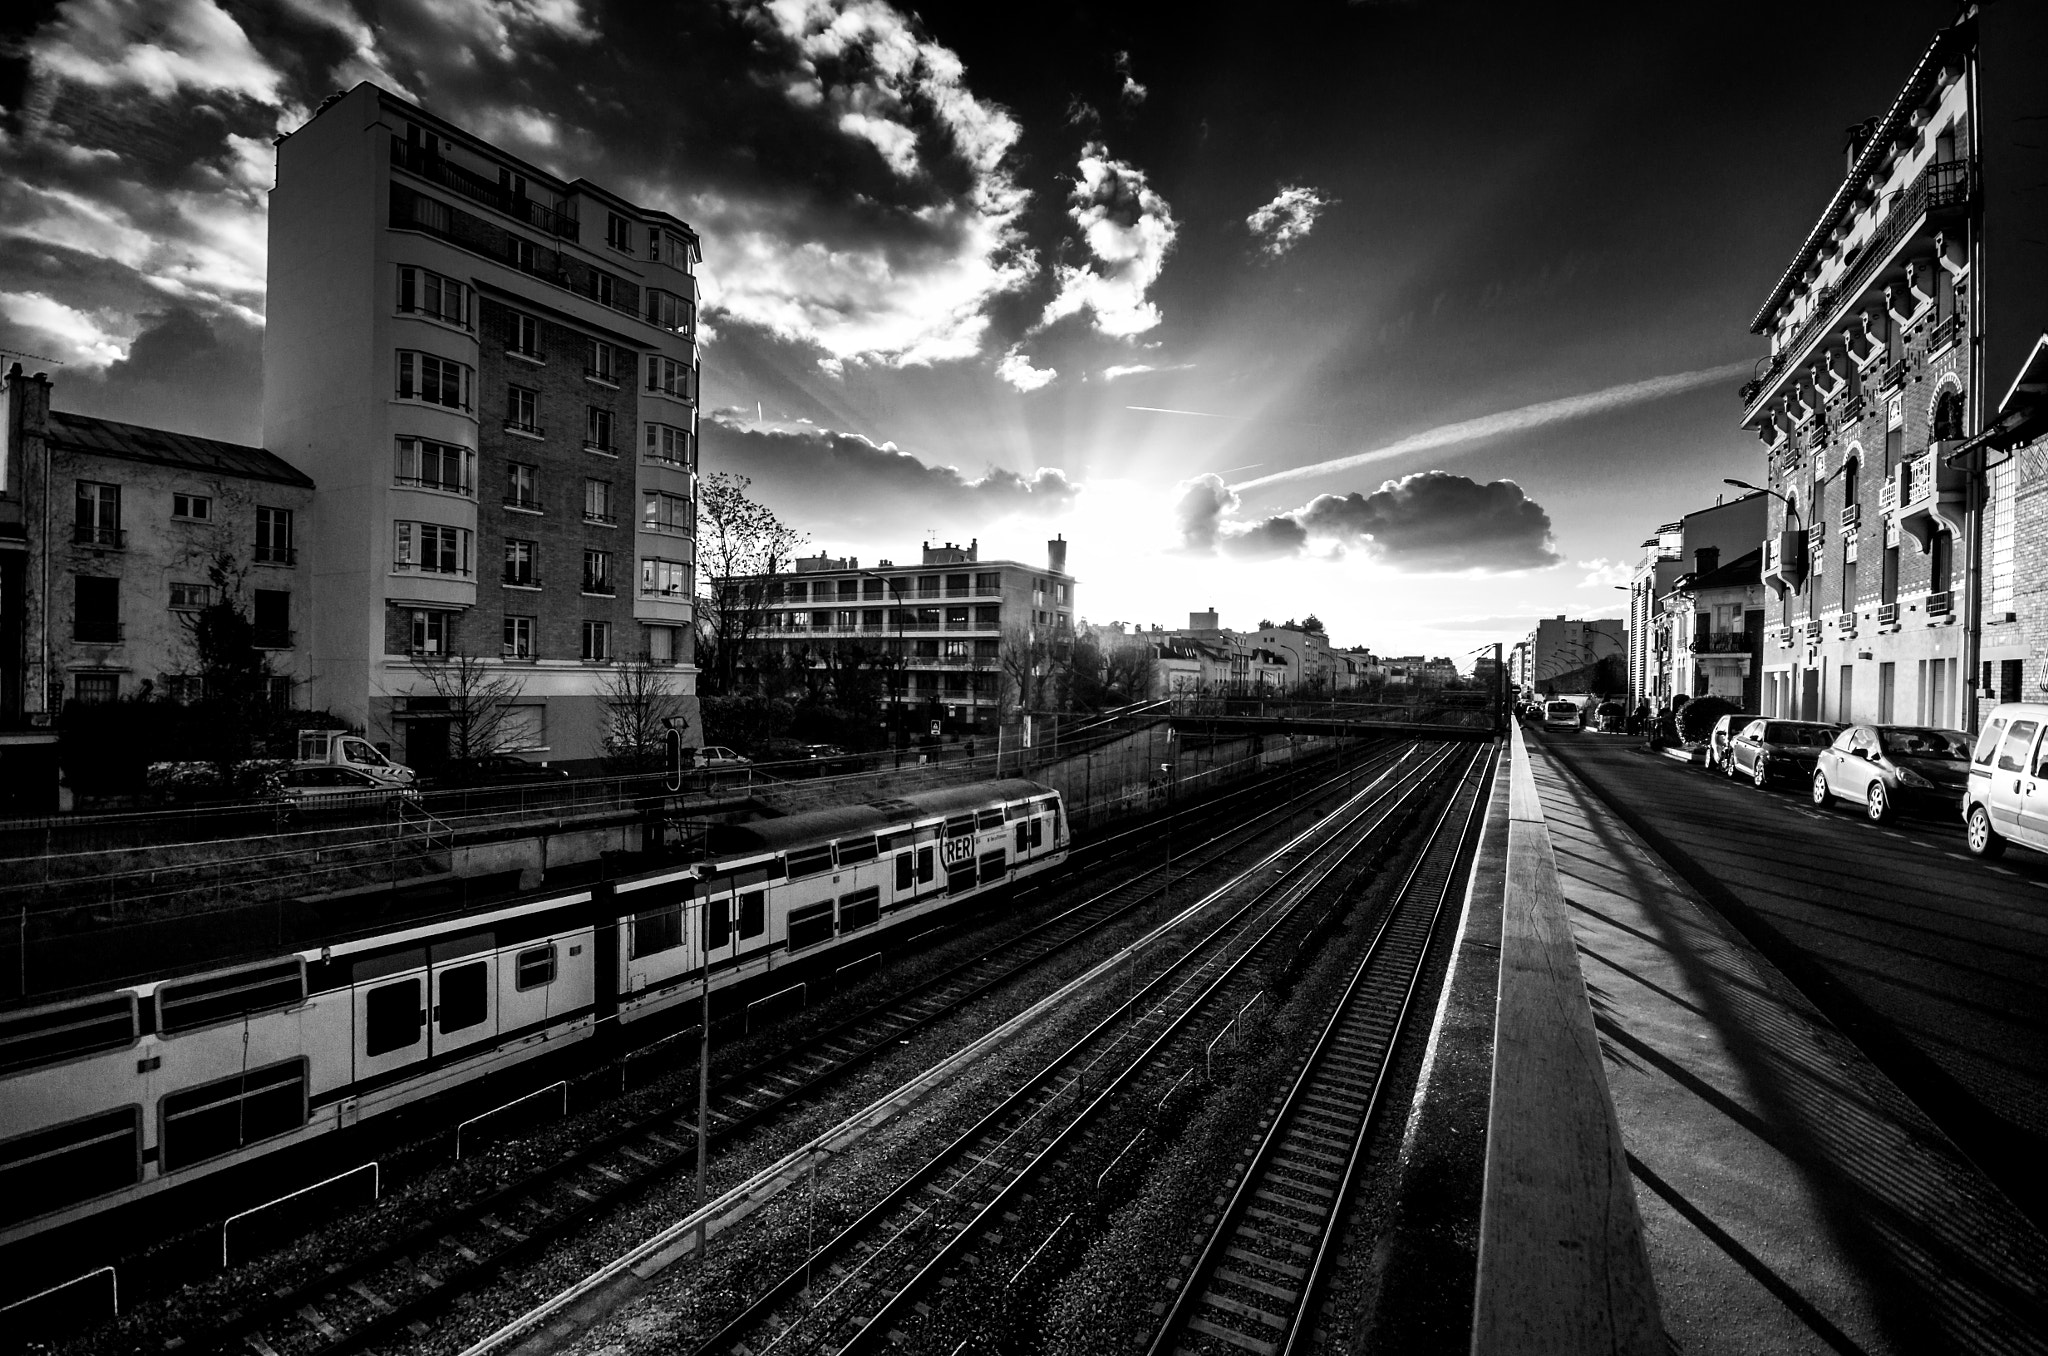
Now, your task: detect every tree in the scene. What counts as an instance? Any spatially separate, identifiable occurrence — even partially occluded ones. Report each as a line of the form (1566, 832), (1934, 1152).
(600, 657), (691, 767)
(1300, 613), (1325, 634)
(410, 650), (527, 761)
(696, 472), (808, 696)
(174, 551), (283, 779)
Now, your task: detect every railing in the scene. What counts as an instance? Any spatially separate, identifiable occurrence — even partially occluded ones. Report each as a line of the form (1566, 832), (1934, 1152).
(1837, 611), (1859, 635)
(254, 545), (296, 566)
(505, 347), (546, 363)
(503, 421), (545, 438)
(1840, 502), (1861, 530)
(584, 365), (620, 386)
(503, 497), (544, 512)
(253, 628), (295, 649)
(583, 511), (617, 526)
(1930, 312), (1962, 351)
(581, 579), (614, 596)
(392, 561), (469, 577)
(73, 525), (124, 547)
(502, 572), (540, 587)
(1776, 626), (1797, 648)
(1836, 393), (1865, 425)
(390, 139), (579, 239)
(395, 475), (472, 495)
(1688, 632), (1753, 654)
(584, 441), (616, 456)
(1877, 602), (1899, 625)
(1927, 590), (1954, 618)
(73, 622), (124, 643)
(1881, 358), (1907, 390)
(1805, 620), (1824, 642)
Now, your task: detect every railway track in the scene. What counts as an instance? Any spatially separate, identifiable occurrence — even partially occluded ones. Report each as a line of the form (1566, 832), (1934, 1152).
(166, 742), (1420, 1356)
(1146, 743), (1496, 1356)
(688, 742), (1478, 1356)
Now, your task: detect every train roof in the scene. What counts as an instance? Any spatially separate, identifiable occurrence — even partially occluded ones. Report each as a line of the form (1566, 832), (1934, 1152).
(713, 779), (1055, 855)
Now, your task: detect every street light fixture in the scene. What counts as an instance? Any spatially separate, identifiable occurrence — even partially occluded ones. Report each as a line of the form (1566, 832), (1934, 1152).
(1723, 477), (1794, 509)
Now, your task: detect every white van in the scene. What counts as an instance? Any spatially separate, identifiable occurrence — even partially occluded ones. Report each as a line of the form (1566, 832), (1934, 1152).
(1964, 703), (2048, 857)
(1543, 699), (1584, 731)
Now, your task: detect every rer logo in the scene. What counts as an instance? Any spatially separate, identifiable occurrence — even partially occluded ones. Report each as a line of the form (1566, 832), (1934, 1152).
(941, 834), (975, 868)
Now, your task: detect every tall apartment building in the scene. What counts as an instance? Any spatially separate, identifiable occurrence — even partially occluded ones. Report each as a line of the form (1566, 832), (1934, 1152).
(1521, 616), (1626, 696)
(722, 538), (1075, 735)
(264, 84), (701, 766)
(1740, 6), (2047, 729)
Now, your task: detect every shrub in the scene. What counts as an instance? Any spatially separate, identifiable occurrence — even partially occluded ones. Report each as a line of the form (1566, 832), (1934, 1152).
(1677, 695), (1740, 743)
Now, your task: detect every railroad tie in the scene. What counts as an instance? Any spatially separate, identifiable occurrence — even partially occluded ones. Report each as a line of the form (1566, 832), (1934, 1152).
(346, 1282), (395, 1311)
(1185, 1314), (1278, 1355)
(295, 1307), (340, 1340)
(1213, 1266), (1299, 1303)
(244, 1335), (284, 1356)
(1225, 1244), (1305, 1279)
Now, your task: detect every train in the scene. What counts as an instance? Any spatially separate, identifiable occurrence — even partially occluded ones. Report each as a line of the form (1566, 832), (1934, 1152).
(0, 779), (1067, 1253)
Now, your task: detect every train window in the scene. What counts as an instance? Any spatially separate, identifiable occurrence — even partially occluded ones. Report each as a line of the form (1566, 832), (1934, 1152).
(978, 850), (1007, 886)
(943, 814), (975, 839)
(839, 887), (880, 933)
(633, 906), (683, 957)
(836, 835), (877, 865)
(946, 861), (977, 896)
(158, 959), (305, 1035)
(365, 979), (423, 1056)
(787, 901), (835, 952)
(1014, 821), (1028, 852)
(705, 897), (733, 950)
(0, 1106), (141, 1228)
(159, 1059), (307, 1172)
(786, 845), (834, 879)
(895, 852), (915, 891)
(917, 847), (935, 884)
(516, 946), (556, 991)
(976, 809), (1004, 831)
(739, 891), (766, 940)
(1005, 801), (1030, 820)
(437, 962), (489, 1034)
(1031, 818), (1043, 848)
(0, 993), (136, 1077)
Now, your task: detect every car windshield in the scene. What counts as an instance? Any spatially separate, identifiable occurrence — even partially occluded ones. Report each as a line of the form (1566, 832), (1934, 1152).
(1764, 723), (1834, 747)
(1879, 728), (1971, 760)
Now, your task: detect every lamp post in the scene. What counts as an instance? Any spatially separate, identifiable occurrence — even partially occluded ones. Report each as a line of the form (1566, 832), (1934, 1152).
(1723, 477), (1794, 509)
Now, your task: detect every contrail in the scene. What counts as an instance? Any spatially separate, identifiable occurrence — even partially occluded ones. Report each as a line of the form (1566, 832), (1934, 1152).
(1126, 405), (1335, 429)
(1226, 360), (1750, 493)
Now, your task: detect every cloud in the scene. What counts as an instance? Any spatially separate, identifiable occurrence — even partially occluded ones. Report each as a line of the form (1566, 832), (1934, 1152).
(1577, 557), (1632, 588)
(1114, 51), (1148, 106)
(1101, 361), (1194, 381)
(702, 413), (1078, 535)
(1173, 470), (1561, 572)
(0, 291), (132, 369)
(1041, 142), (1178, 338)
(1246, 185), (1332, 259)
(996, 345), (1057, 392)
(1231, 361), (1753, 493)
(27, 0), (288, 106)
(20, 305), (267, 444)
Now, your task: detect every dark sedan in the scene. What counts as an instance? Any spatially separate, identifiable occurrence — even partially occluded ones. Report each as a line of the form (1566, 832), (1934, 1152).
(1812, 724), (1974, 822)
(427, 753), (571, 787)
(1724, 718), (1840, 788)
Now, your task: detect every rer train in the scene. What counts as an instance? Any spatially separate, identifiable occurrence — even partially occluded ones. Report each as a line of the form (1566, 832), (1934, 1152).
(0, 779), (1067, 1250)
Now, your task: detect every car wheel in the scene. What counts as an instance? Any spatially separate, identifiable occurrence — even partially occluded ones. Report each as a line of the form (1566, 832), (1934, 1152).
(1751, 757), (1770, 789)
(1866, 782), (1893, 824)
(1811, 769), (1834, 809)
(1966, 805), (2006, 858)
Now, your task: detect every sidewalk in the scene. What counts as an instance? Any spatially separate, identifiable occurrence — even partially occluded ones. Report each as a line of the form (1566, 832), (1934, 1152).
(1519, 731), (2048, 1355)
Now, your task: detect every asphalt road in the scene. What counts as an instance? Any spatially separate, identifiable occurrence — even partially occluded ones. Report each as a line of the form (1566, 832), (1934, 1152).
(1527, 721), (2048, 1228)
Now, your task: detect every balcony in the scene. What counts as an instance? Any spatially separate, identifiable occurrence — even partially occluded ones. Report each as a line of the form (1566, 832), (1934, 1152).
(1877, 602), (1899, 627)
(584, 365), (621, 388)
(390, 138), (579, 239)
(584, 441), (617, 457)
(503, 421), (545, 440)
(254, 545), (296, 566)
(1895, 449), (1966, 549)
(1836, 393), (1866, 426)
(1804, 620), (1824, 643)
(1840, 502), (1861, 531)
(581, 578), (614, 596)
(503, 497), (544, 514)
(254, 627), (295, 649)
(1689, 631), (1754, 655)
(1776, 626), (1797, 649)
(1927, 589), (1954, 618)
(505, 346), (547, 365)
(73, 524), (124, 548)
(502, 571), (540, 588)
(1837, 611), (1859, 637)
(1929, 312), (1962, 354)
(73, 621), (123, 643)
(1881, 359), (1907, 391)
(584, 510), (617, 526)
(1762, 529), (1807, 595)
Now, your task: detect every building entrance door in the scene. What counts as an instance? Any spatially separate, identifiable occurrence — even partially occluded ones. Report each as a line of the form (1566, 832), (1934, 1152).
(1799, 668), (1820, 721)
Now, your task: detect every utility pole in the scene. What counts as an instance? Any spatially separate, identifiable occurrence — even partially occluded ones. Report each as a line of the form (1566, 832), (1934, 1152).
(695, 878), (711, 1260)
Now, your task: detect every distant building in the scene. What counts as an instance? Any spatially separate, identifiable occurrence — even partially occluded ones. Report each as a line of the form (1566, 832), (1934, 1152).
(1521, 617), (1626, 696)
(1660, 546), (1766, 710)
(1633, 495), (1767, 709)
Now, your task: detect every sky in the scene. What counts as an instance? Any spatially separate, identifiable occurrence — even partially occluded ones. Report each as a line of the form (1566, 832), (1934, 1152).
(0, 0), (1961, 666)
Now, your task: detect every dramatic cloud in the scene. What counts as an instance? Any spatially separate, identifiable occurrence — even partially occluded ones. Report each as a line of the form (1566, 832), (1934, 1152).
(1114, 51), (1148, 106)
(702, 413), (1078, 536)
(1246, 185), (1331, 259)
(1577, 557), (1632, 588)
(996, 345), (1057, 392)
(27, 0), (289, 106)
(1041, 142), (1178, 338)
(1101, 362), (1194, 381)
(1173, 471), (1561, 572)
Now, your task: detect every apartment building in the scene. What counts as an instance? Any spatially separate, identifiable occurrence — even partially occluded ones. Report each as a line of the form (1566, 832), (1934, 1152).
(264, 84), (701, 766)
(1630, 495), (1767, 709)
(1658, 547), (1766, 711)
(1520, 618), (1626, 696)
(1740, 6), (2047, 729)
(722, 538), (1075, 735)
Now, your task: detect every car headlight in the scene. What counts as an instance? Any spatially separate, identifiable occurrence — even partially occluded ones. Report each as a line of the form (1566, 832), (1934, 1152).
(1896, 767), (1932, 789)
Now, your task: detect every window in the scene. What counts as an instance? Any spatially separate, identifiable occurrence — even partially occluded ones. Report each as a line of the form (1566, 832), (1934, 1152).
(395, 436), (475, 495)
(365, 980), (422, 1056)
(704, 897), (732, 951)
(649, 228), (696, 272)
(169, 581), (213, 611)
(838, 887), (880, 933)
(975, 572), (999, 592)
(583, 548), (613, 595)
(645, 422), (693, 467)
(1884, 394), (1904, 468)
(581, 619), (610, 661)
(159, 1059), (306, 1171)
(647, 289), (694, 334)
(72, 672), (118, 704)
(587, 339), (621, 384)
(646, 354), (694, 400)
(516, 945), (556, 991)
(787, 901), (834, 952)
(738, 890), (766, 940)
(643, 490), (692, 535)
(506, 462), (539, 510)
(586, 406), (615, 453)
(503, 615), (535, 659)
(437, 962), (488, 1034)
(1881, 544), (1899, 605)
(504, 539), (537, 586)
(398, 266), (469, 327)
(632, 906), (682, 957)
(592, 270), (622, 309)
(786, 845), (833, 878)
(641, 557), (690, 598)
(396, 351), (473, 411)
(1996, 721), (2039, 774)
(409, 609), (448, 655)
(500, 704), (545, 751)
(606, 211), (633, 251)
(394, 521), (472, 575)
(1932, 389), (1965, 442)
(172, 492), (211, 522)
(253, 589), (291, 647)
(256, 506), (294, 564)
(0, 1105), (141, 1227)
(584, 478), (613, 524)
(506, 385), (541, 434)
(74, 576), (119, 642)
(507, 312), (542, 360)
(75, 481), (121, 546)
(646, 625), (675, 663)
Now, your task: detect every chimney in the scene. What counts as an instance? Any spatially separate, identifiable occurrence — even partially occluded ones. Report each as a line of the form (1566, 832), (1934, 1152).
(1047, 534), (1067, 573)
(1694, 546), (1720, 576)
(969, 537), (977, 561)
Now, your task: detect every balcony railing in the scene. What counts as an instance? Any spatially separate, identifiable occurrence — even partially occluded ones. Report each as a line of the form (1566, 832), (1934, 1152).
(1927, 589), (1954, 618)
(1881, 359), (1907, 390)
(504, 421), (545, 439)
(504, 497), (544, 513)
(502, 571), (540, 587)
(584, 510), (617, 526)
(584, 441), (617, 457)
(584, 365), (620, 386)
(73, 621), (123, 643)
(582, 578), (614, 596)
(1804, 620), (1824, 642)
(390, 138), (579, 239)
(1840, 502), (1861, 530)
(1689, 632), (1754, 655)
(395, 475), (473, 496)
(254, 627), (295, 649)
(506, 346), (547, 364)
(254, 545), (296, 566)
(1877, 602), (1899, 626)
(73, 524), (124, 548)
(1929, 312), (1962, 352)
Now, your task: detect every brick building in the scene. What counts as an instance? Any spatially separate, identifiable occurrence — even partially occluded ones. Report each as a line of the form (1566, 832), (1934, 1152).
(1741, 6), (2047, 729)
(264, 84), (701, 767)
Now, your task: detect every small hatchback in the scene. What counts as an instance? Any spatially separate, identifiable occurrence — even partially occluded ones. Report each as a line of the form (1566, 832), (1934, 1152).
(1812, 723), (1973, 822)
(1725, 719), (1839, 788)
(1964, 703), (2048, 857)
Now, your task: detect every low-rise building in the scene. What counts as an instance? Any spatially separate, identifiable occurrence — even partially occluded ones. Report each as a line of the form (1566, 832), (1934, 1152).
(1660, 546), (1766, 710)
(1521, 617), (1627, 696)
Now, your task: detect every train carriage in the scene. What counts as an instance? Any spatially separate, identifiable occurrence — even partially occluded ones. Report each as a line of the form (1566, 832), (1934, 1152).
(0, 779), (1065, 1255)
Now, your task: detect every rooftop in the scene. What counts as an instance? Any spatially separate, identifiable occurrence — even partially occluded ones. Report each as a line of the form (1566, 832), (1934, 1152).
(48, 410), (314, 489)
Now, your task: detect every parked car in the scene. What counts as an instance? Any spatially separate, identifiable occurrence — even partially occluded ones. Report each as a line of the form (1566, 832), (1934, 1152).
(1593, 701), (1626, 733)
(427, 753), (570, 788)
(1543, 699), (1583, 730)
(1724, 719), (1839, 788)
(1702, 711), (1760, 772)
(691, 745), (752, 769)
(1812, 723), (1973, 823)
(275, 765), (419, 813)
(1963, 702), (2048, 857)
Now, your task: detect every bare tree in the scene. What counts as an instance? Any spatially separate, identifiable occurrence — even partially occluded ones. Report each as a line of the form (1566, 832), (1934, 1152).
(410, 650), (527, 760)
(599, 657), (691, 767)
(697, 472), (808, 695)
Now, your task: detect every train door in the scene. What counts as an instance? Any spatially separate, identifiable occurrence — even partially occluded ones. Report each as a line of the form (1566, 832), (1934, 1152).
(353, 949), (430, 1081)
(429, 933), (499, 1059)
(703, 880), (738, 970)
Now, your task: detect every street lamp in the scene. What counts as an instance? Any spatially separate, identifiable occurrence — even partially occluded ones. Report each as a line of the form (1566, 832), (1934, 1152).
(1723, 477), (1794, 509)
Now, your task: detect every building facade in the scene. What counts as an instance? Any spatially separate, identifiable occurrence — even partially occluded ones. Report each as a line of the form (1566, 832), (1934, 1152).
(264, 84), (702, 767)
(1521, 617), (1627, 696)
(1659, 547), (1766, 711)
(1741, 7), (2047, 730)
(722, 538), (1074, 735)
(1631, 495), (1767, 709)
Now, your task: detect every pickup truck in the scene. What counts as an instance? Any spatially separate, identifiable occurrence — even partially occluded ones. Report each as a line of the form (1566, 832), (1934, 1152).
(296, 729), (416, 786)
